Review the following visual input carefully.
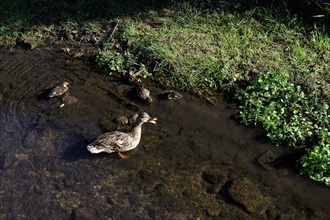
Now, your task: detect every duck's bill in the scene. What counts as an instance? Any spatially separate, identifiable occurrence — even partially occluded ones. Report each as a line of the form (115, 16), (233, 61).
(148, 117), (157, 124)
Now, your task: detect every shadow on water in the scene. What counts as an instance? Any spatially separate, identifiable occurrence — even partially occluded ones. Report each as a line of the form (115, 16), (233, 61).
(62, 140), (90, 161)
(0, 47), (330, 219)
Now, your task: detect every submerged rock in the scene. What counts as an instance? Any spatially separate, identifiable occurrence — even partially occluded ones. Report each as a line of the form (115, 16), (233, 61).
(227, 177), (269, 214)
(256, 150), (276, 170)
(0, 152), (12, 170)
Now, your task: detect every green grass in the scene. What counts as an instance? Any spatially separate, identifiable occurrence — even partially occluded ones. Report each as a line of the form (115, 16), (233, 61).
(0, 0), (172, 46)
(97, 3), (330, 97)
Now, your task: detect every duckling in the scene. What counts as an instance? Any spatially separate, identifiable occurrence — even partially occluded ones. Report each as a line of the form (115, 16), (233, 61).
(48, 81), (69, 98)
(130, 86), (152, 104)
(159, 90), (183, 100)
(87, 112), (157, 158)
(113, 113), (139, 125)
(60, 91), (79, 108)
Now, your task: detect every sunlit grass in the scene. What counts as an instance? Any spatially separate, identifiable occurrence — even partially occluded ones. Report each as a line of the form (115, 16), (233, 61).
(98, 3), (330, 99)
(0, 0), (171, 47)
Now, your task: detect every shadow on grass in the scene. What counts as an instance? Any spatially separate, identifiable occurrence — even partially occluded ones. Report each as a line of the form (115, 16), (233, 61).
(1, 0), (328, 35)
(196, 0), (330, 30)
(0, 0), (173, 26)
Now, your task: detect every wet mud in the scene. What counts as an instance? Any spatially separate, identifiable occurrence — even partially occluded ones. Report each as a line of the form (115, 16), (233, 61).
(0, 47), (329, 219)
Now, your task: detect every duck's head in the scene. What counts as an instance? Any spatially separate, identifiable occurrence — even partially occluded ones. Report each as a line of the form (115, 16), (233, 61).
(136, 112), (157, 124)
(62, 81), (69, 87)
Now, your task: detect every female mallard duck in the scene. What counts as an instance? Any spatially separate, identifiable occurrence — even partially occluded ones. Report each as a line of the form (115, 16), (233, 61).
(87, 112), (157, 158)
(48, 81), (69, 98)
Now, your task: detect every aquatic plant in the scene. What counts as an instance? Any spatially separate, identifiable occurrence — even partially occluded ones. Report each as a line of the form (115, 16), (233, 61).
(300, 135), (330, 186)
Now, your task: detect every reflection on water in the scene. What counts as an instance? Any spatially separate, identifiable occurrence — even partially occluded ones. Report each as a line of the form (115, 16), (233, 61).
(0, 48), (329, 219)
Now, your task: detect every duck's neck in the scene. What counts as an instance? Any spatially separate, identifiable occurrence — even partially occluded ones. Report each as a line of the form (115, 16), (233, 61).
(131, 121), (144, 139)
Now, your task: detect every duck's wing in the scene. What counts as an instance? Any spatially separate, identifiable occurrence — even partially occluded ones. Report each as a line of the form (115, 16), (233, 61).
(92, 131), (133, 152)
(48, 86), (68, 98)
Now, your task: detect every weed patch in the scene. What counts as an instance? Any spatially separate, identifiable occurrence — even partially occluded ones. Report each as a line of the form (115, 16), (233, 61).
(236, 72), (330, 185)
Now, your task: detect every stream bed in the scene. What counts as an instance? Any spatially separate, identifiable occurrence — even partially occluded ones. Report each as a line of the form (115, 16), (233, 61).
(0, 47), (329, 219)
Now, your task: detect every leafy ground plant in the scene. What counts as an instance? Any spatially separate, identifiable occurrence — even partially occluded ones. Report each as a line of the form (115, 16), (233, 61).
(300, 131), (330, 186)
(236, 71), (330, 185)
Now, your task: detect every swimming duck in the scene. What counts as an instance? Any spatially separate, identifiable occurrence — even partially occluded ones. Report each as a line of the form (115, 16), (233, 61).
(159, 90), (183, 100)
(130, 86), (152, 104)
(87, 112), (157, 158)
(113, 113), (139, 125)
(60, 92), (79, 107)
(48, 81), (69, 98)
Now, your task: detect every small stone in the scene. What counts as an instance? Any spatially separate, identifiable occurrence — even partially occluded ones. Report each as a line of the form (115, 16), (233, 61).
(139, 168), (157, 184)
(106, 197), (114, 205)
(63, 177), (76, 187)
(206, 206), (221, 217)
(0, 152), (12, 170)
(279, 169), (289, 176)
(202, 171), (220, 184)
(256, 150), (276, 170)
(72, 51), (84, 58)
(227, 177), (269, 214)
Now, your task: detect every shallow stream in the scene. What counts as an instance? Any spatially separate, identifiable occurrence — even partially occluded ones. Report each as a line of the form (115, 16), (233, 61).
(0, 47), (329, 219)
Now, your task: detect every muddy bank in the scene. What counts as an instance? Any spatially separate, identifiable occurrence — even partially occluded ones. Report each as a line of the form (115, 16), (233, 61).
(0, 47), (329, 219)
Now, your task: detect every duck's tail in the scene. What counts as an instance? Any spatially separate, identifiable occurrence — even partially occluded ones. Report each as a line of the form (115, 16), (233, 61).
(87, 144), (105, 154)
